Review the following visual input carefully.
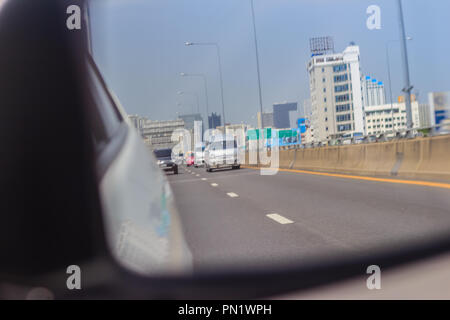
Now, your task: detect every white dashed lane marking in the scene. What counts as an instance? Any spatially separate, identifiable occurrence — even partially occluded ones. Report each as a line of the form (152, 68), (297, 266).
(201, 178), (207, 181)
(227, 192), (239, 198)
(211, 183), (218, 187)
(266, 213), (294, 225)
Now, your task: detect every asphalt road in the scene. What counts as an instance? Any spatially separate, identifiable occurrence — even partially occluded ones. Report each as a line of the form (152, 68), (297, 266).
(167, 165), (450, 271)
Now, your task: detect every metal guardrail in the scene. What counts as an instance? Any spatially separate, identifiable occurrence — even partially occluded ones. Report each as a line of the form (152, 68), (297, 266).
(230, 123), (450, 152)
(260, 123), (450, 151)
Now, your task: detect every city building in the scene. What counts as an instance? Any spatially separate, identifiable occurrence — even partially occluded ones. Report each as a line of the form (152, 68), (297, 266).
(257, 111), (274, 128)
(273, 102), (297, 129)
(193, 120), (203, 144)
(307, 43), (365, 142)
(302, 125), (314, 144)
(140, 119), (185, 150)
(208, 112), (221, 129)
(365, 101), (420, 136)
(216, 123), (249, 132)
(216, 123), (249, 149)
(128, 114), (148, 133)
(178, 113), (203, 130)
(428, 91), (450, 131)
(362, 76), (386, 107)
(418, 103), (432, 128)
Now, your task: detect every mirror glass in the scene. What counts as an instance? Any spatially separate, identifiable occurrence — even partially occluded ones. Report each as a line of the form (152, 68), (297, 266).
(88, 0), (450, 275)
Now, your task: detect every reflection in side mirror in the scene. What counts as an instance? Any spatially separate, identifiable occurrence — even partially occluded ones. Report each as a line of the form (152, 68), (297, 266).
(29, 0), (450, 300)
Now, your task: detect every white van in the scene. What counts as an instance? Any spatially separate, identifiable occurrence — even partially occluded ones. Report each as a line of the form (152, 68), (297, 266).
(194, 144), (205, 168)
(204, 138), (240, 172)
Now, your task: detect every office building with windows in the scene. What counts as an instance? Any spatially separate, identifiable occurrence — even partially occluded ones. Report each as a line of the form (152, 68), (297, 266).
(307, 44), (365, 142)
(365, 101), (420, 135)
(128, 114), (148, 134)
(139, 118), (185, 150)
(362, 76), (386, 107)
(208, 112), (221, 129)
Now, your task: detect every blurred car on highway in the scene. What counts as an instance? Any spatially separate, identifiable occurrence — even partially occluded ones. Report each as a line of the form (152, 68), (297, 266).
(154, 148), (179, 174)
(186, 151), (195, 167)
(194, 144), (205, 168)
(204, 137), (240, 172)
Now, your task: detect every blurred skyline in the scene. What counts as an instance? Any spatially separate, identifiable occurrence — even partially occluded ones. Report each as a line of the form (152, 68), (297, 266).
(89, 0), (450, 126)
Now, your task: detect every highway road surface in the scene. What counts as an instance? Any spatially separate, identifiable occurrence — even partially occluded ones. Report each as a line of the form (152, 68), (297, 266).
(167, 165), (450, 272)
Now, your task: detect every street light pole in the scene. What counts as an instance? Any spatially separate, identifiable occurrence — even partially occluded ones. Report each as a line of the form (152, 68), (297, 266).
(180, 73), (210, 128)
(386, 40), (396, 131)
(386, 37), (412, 132)
(185, 42), (226, 128)
(250, 0), (264, 129)
(215, 44), (226, 128)
(397, 0), (413, 129)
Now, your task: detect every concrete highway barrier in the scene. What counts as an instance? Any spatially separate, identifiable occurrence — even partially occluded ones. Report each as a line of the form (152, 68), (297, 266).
(245, 135), (450, 182)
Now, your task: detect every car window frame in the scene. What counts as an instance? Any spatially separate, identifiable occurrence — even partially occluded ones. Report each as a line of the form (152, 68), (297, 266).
(85, 55), (129, 179)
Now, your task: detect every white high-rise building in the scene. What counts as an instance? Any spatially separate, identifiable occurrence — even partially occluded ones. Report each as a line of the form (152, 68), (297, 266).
(307, 44), (365, 142)
(362, 76), (386, 107)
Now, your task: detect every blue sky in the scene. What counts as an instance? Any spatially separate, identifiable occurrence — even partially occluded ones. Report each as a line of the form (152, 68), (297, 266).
(89, 0), (450, 126)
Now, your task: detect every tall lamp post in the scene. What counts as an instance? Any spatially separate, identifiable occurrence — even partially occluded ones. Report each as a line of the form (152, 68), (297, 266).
(386, 36), (412, 131)
(185, 42), (226, 128)
(250, 0), (264, 129)
(180, 73), (210, 128)
(397, 0), (414, 129)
